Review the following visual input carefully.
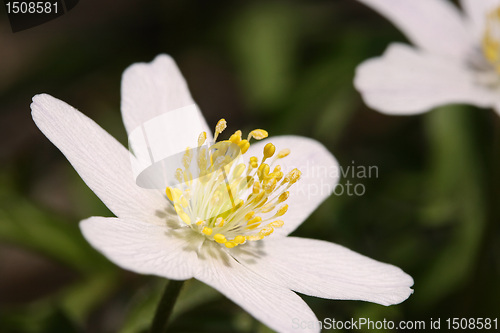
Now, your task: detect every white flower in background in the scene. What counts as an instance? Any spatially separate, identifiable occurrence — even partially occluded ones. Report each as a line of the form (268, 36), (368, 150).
(355, 0), (500, 115)
(31, 54), (413, 333)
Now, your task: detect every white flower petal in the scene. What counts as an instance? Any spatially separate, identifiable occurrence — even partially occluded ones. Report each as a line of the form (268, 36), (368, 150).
(80, 217), (199, 280)
(246, 135), (339, 237)
(128, 103), (214, 190)
(354, 43), (496, 115)
(120, 54), (212, 140)
(460, 0), (498, 40)
(31, 94), (166, 221)
(235, 237), (414, 306)
(357, 0), (472, 60)
(195, 243), (319, 333)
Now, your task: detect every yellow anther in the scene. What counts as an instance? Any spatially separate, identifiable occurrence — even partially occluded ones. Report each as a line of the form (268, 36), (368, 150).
(229, 130), (242, 144)
(260, 204), (276, 213)
(263, 143), (275, 160)
(483, 8), (500, 71)
(248, 216), (262, 225)
(247, 223), (261, 230)
(232, 199), (244, 211)
(257, 163), (270, 172)
(275, 171), (284, 181)
(278, 191), (289, 203)
(259, 226), (274, 237)
(275, 204), (288, 217)
(234, 235), (246, 244)
(256, 198), (268, 208)
(165, 187), (174, 201)
(246, 234), (264, 241)
(214, 233), (227, 243)
(202, 227), (213, 236)
(238, 140), (250, 154)
(247, 129), (268, 141)
(179, 213), (191, 225)
(267, 172), (277, 180)
(269, 220), (284, 228)
(174, 202), (191, 225)
(169, 118), (298, 247)
(216, 217), (225, 227)
(263, 178), (277, 193)
(252, 191), (265, 203)
(249, 156), (259, 168)
(167, 187), (188, 206)
(252, 182), (261, 195)
(167, 188), (182, 202)
(258, 163), (270, 179)
(215, 119), (227, 137)
(277, 149), (290, 158)
(198, 131), (207, 146)
(182, 148), (193, 169)
(285, 168), (301, 184)
(173, 203), (183, 213)
(291, 168), (302, 183)
(179, 196), (189, 208)
(175, 168), (183, 183)
(261, 169), (271, 182)
(245, 211), (255, 220)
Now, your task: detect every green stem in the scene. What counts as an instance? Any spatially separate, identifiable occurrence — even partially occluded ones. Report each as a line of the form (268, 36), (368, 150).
(416, 105), (486, 306)
(150, 280), (184, 333)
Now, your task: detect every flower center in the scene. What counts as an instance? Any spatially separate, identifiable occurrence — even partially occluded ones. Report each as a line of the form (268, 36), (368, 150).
(165, 119), (301, 249)
(482, 7), (500, 73)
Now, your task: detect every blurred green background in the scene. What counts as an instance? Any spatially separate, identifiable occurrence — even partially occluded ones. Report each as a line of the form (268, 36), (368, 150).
(1, 0), (499, 332)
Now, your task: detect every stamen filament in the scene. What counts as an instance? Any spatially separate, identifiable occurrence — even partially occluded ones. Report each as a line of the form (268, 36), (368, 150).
(164, 119), (300, 248)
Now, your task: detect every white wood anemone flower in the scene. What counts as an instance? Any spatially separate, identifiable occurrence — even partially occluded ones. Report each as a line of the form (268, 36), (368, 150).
(355, 0), (500, 115)
(31, 54), (413, 333)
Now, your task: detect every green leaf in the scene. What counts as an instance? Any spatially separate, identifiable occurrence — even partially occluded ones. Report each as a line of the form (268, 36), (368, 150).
(229, 2), (300, 112)
(59, 271), (119, 322)
(0, 197), (109, 274)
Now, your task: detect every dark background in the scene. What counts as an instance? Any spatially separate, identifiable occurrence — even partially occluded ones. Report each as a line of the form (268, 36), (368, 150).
(0, 0), (499, 332)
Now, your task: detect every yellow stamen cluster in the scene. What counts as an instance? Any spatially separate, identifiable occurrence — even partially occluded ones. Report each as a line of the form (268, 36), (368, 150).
(165, 119), (301, 249)
(483, 7), (500, 73)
